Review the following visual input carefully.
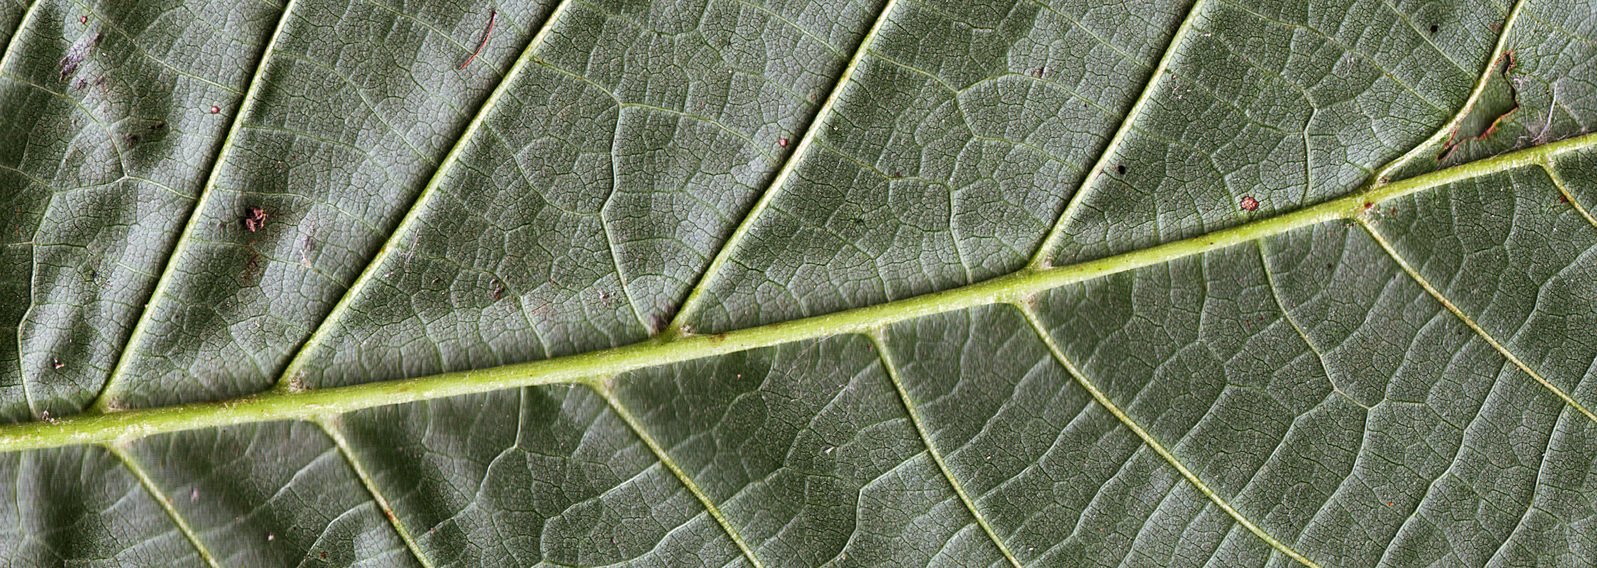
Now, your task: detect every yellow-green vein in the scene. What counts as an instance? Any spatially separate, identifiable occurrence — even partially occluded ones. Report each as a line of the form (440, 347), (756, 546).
(276, 0), (577, 388)
(1014, 304), (1321, 568)
(595, 383), (764, 568)
(1357, 219), (1597, 425)
(104, 442), (222, 568)
(868, 331), (1022, 567)
(95, 0), (302, 410)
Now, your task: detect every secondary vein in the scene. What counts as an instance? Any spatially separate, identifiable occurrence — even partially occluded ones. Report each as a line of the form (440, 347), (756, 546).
(276, 0), (578, 388)
(94, 0), (303, 411)
(1014, 304), (1321, 568)
(665, 0), (904, 333)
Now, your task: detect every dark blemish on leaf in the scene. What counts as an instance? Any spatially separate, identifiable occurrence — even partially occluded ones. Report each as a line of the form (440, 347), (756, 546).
(1362, 201), (1374, 212)
(1559, 194), (1569, 204)
(1429, 24), (1438, 34)
(124, 133), (139, 145)
(1116, 164), (1126, 175)
(1240, 195), (1259, 211)
(490, 280), (504, 301)
(79, 15), (88, 25)
(152, 120), (165, 131)
(778, 136), (789, 149)
(1031, 67), (1044, 78)
(319, 551), (328, 560)
(242, 206), (268, 233)
(51, 357), (64, 370)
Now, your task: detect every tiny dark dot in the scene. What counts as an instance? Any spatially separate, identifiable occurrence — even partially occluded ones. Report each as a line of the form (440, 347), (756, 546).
(1116, 164), (1126, 175)
(1429, 24), (1438, 34)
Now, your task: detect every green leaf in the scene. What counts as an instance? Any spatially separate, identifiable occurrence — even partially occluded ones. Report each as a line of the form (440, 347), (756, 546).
(3, 0), (1596, 565)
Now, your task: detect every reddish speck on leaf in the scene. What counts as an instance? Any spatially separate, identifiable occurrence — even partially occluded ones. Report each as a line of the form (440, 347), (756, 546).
(209, 105), (221, 114)
(1363, 201), (1375, 211)
(778, 137), (790, 148)
(1239, 195), (1259, 211)
(1559, 194), (1570, 204)
(79, 15), (88, 25)
(242, 206), (268, 233)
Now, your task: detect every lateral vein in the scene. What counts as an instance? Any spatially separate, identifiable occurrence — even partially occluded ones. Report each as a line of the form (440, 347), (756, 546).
(1014, 304), (1321, 568)
(276, 0), (577, 387)
(318, 418), (435, 568)
(105, 443), (222, 568)
(95, 0), (303, 411)
(1028, 0), (1207, 268)
(596, 384), (764, 568)
(1357, 219), (1597, 425)
(868, 331), (1021, 567)
(666, 0), (904, 333)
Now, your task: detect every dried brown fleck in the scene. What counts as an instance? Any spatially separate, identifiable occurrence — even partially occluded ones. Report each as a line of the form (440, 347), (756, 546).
(778, 136), (790, 149)
(209, 105), (221, 114)
(1239, 195), (1260, 212)
(242, 206), (268, 233)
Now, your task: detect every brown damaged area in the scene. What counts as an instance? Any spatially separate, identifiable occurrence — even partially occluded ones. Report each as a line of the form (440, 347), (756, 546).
(1438, 51), (1519, 162)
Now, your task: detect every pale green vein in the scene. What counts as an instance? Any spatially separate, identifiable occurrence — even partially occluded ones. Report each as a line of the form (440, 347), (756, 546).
(1028, 0), (1207, 268)
(318, 417), (434, 568)
(1357, 219), (1597, 425)
(94, 0), (302, 411)
(104, 443), (221, 568)
(0, 0), (37, 73)
(276, 0), (577, 388)
(1371, 0), (1526, 183)
(594, 383), (764, 568)
(0, 132), (1592, 452)
(867, 331), (1021, 567)
(1254, 240), (1367, 410)
(665, 0), (903, 334)
(1539, 157), (1597, 231)
(1013, 304), (1321, 568)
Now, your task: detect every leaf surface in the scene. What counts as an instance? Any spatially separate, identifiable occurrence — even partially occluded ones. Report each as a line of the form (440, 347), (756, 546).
(2, 0), (1597, 565)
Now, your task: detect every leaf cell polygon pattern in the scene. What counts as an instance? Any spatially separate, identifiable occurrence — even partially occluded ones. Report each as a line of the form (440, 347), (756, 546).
(3, 0), (1597, 565)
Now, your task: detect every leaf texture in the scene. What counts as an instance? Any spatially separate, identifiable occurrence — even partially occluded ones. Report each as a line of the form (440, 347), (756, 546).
(3, 0), (1597, 565)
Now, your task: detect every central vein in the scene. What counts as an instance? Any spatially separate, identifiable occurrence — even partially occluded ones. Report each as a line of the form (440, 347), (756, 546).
(0, 130), (1592, 452)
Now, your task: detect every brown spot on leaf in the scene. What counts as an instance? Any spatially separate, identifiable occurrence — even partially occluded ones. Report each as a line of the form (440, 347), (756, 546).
(242, 206), (268, 233)
(1116, 164), (1127, 175)
(1239, 195), (1259, 211)
(491, 280), (505, 301)
(79, 15), (88, 25)
(778, 136), (790, 149)
(209, 105), (221, 114)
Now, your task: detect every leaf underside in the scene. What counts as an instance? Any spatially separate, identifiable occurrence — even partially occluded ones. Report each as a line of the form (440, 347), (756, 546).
(2, 0), (1597, 566)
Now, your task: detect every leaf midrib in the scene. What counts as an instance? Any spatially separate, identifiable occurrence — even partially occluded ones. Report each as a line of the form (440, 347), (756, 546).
(4, 128), (1591, 453)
